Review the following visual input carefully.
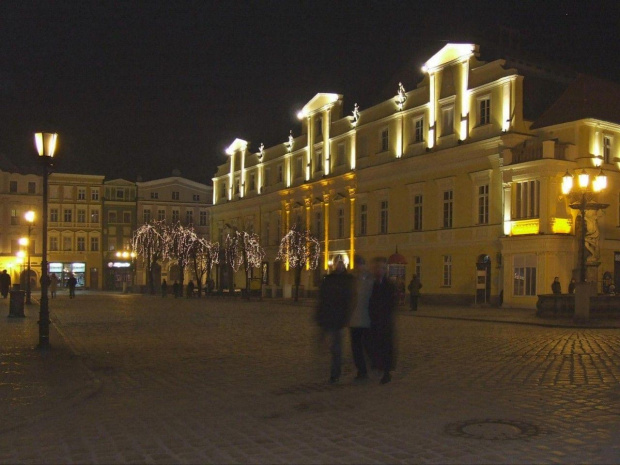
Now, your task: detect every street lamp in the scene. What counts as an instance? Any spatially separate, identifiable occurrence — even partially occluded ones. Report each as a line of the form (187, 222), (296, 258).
(24, 210), (35, 304)
(35, 132), (57, 350)
(562, 168), (608, 321)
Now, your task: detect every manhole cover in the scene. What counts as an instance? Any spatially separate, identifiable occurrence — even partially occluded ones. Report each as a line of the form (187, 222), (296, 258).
(446, 419), (539, 440)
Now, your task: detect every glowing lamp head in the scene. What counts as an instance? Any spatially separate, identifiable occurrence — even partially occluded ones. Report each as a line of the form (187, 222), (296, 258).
(18, 237), (28, 246)
(34, 132), (58, 157)
(24, 210), (35, 223)
(116, 251), (122, 258)
(578, 170), (589, 189)
(296, 110), (306, 120)
(561, 171), (573, 195)
(593, 169), (607, 192)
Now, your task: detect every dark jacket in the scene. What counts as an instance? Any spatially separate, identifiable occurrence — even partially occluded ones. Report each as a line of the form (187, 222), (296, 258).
(316, 271), (355, 330)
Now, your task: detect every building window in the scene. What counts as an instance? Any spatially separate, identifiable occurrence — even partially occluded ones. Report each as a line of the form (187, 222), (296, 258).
(91, 237), (99, 252)
(172, 210), (180, 223)
(249, 174), (255, 192)
(337, 208), (345, 238)
(413, 194), (423, 231)
(158, 209), (165, 221)
(479, 97), (490, 125)
(357, 136), (368, 158)
(337, 143), (345, 166)
(172, 191), (180, 200)
(414, 256), (421, 281)
(294, 157), (302, 178)
(513, 180), (540, 219)
(443, 255), (452, 286)
(186, 210), (193, 224)
(91, 209), (99, 224)
(91, 189), (99, 201)
(380, 128), (389, 152)
(77, 209), (86, 223)
(478, 184), (489, 225)
(443, 190), (453, 228)
(360, 204), (368, 236)
(277, 165), (283, 183)
(442, 107), (454, 136)
(414, 117), (424, 143)
(50, 208), (59, 223)
(28, 182), (36, 194)
(63, 237), (72, 251)
(514, 254), (537, 296)
(123, 212), (131, 224)
(9, 181), (17, 193)
(116, 188), (124, 200)
(143, 209), (151, 223)
(234, 178), (240, 195)
(10, 209), (18, 225)
(150, 192), (159, 199)
(193, 194), (200, 201)
(108, 211), (117, 223)
(49, 237), (59, 251)
(64, 209), (73, 223)
(219, 183), (227, 199)
(199, 211), (207, 226)
(315, 212), (322, 240)
(380, 200), (389, 234)
(603, 136), (612, 164)
(77, 237), (86, 251)
(78, 188), (86, 200)
(315, 150), (323, 172)
(108, 237), (117, 251)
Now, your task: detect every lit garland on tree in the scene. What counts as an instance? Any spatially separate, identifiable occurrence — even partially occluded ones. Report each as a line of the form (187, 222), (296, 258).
(162, 222), (197, 288)
(190, 236), (219, 296)
(132, 220), (166, 294)
(276, 226), (321, 301)
(224, 229), (265, 296)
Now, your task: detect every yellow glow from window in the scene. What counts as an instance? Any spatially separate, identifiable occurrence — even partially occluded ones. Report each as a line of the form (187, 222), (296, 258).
(511, 219), (540, 236)
(551, 218), (572, 234)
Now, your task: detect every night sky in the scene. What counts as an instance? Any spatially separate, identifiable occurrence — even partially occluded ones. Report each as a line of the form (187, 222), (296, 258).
(0, 0), (618, 184)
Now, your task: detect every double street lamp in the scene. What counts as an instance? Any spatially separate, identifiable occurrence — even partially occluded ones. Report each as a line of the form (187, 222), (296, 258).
(562, 167), (608, 322)
(23, 210), (35, 304)
(35, 132), (57, 350)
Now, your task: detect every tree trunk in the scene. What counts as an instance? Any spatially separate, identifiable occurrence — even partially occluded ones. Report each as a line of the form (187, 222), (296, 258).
(294, 267), (302, 302)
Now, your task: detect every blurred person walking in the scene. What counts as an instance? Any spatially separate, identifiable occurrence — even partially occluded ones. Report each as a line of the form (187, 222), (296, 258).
(349, 255), (373, 380)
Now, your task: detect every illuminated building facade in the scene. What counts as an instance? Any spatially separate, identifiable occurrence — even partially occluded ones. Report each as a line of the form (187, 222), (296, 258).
(211, 43), (620, 308)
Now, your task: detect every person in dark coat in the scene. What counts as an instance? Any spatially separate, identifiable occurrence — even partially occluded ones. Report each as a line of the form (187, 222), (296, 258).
(172, 281), (180, 298)
(316, 259), (354, 384)
(551, 277), (562, 294)
(186, 280), (195, 298)
(161, 279), (168, 297)
(407, 274), (422, 311)
(568, 278), (576, 294)
(369, 257), (397, 384)
(0, 269), (11, 298)
(67, 273), (77, 299)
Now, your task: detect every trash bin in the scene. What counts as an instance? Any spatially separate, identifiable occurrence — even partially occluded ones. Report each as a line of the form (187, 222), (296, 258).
(9, 289), (26, 318)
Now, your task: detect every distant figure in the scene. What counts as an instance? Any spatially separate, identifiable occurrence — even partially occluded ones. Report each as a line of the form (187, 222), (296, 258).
(161, 279), (168, 298)
(316, 259), (354, 384)
(407, 275), (422, 311)
(207, 278), (215, 294)
(0, 269), (11, 298)
(568, 278), (576, 294)
(50, 273), (59, 298)
(186, 280), (195, 298)
(608, 283), (616, 295)
(551, 277), (561, 294)
(172, 281), (180, 298)
(369, 257), (397, 384)
(349, 255), (373, 381)
(67, 273), (77, 299)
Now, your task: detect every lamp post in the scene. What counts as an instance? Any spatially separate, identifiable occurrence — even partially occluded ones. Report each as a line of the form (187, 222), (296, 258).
(24, 210), (35, 304)
(562, 168), (608, 322)
(35, 132), (58, 350)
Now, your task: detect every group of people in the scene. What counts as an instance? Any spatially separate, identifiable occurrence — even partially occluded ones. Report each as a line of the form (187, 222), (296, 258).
(552, 276), (578, 295)
(0, 269), (76, 299)
(161, 279), (196, 298)
(316, 256), (400, 385)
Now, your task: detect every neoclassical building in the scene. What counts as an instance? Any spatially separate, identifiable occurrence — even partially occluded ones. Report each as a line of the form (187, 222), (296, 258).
(210, 43), (620, 309)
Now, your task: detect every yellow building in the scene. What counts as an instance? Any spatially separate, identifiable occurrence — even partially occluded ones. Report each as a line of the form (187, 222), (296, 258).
(211, 43), (620, 308)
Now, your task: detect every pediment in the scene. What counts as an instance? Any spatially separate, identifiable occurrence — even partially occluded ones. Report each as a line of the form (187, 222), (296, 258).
(423, 43), (478, 72)
(299, 93), (342, 117)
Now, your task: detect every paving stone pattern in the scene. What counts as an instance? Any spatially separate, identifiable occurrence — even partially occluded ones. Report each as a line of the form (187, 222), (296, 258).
(1, 294), (620, 464)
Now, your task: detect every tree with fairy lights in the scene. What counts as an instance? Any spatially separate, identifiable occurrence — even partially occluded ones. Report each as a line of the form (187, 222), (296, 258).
(162, 222), (196, 291)
(277, 226), (321, 301)
(132, 220), (166, 295)
(224, 229), (265, 297)
(189, 236), (219, 297)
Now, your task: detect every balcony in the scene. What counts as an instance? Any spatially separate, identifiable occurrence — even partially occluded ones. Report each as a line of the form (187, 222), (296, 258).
(508, 140), (570, 165)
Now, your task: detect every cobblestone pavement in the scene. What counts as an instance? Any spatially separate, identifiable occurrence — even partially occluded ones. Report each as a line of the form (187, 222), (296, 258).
(1, 293), (620, 464)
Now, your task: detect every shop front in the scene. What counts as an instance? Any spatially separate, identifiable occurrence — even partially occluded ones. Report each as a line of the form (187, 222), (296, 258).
(105, 259), (135, 291)
(49, 262), (86, 289)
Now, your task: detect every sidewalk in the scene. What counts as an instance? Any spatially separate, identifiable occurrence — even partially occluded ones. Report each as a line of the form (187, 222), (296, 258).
(0, 298), (101, 434)
(275, 297), (620, 328)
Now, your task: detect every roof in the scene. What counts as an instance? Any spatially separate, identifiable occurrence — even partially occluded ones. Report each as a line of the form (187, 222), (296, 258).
(531, 74), (620, 129)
